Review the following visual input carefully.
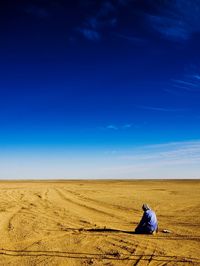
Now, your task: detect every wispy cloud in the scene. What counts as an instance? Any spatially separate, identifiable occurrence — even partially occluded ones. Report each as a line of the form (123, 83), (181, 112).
(172, 82), (199, 92)
(146, 0), (200, 42)
(100, 123), (133, 131)
(163, 66), (200, 97)
(78, 28), (101, 41)
(120, 140), (200, 162)
(88, 140), (200, 179)
(166, 70), (200, 95)
(107, 140), (200, 178)
(77, 1), (117, 41)
(173, 80), (198, 87)
(193, 74), (200, 80)
(113, 33), (145, 44)
(122, 123), (132, 129)
(106, 124), (118, 130)
(135, 104), (185, 112)
(163, 88), (182, 96)
(148, 15), (189, 41)
(77, 0), (131, 41)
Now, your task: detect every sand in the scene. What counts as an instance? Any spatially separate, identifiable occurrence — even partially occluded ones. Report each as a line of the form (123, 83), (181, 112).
(0, 180), (199, 266)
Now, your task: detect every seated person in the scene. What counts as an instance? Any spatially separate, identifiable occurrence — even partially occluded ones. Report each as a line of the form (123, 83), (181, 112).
(135, 204), (158, 234)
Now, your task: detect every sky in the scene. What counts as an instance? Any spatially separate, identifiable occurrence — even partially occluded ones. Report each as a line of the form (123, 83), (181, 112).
(0, 0), (200, 179)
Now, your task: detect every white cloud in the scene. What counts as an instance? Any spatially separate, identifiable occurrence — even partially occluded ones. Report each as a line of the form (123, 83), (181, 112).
(100, 123), (133, 130)
(106, 124), (118, 130)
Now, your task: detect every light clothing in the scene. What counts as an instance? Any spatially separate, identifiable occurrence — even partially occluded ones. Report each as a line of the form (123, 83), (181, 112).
(135, 209), (158, 234)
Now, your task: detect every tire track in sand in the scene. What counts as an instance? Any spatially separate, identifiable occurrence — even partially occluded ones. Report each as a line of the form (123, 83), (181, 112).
(55, 188), (116, 219)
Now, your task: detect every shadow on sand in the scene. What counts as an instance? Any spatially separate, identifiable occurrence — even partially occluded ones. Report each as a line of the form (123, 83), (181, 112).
(80, 227), (134, 234)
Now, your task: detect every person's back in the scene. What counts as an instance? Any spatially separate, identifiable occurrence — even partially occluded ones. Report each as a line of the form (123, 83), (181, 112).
(135, 204), (158, 234)
(144, 209), (157, 232)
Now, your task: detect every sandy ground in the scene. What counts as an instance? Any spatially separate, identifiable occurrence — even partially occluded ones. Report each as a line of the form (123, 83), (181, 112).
(0, 180), (199, 266)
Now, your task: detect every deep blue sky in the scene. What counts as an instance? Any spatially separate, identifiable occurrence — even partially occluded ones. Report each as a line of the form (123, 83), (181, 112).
(0, 0), (200, 178)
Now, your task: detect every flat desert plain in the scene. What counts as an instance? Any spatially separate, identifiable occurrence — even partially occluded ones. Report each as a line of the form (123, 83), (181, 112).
(0, 180), (199, 266)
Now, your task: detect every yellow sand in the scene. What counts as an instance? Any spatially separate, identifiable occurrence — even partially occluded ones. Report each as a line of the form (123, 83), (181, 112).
(0, 180), (199, 265)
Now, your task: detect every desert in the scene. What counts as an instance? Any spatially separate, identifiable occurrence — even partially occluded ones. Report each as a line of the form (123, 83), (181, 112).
(0, 180), (199, 265)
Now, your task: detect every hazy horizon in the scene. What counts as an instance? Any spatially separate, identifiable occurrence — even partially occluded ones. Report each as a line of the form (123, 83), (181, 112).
(1, 139), (200, 179)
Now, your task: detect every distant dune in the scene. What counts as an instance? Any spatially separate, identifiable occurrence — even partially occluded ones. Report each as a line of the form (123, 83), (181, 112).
(0, 180), (199, 265)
